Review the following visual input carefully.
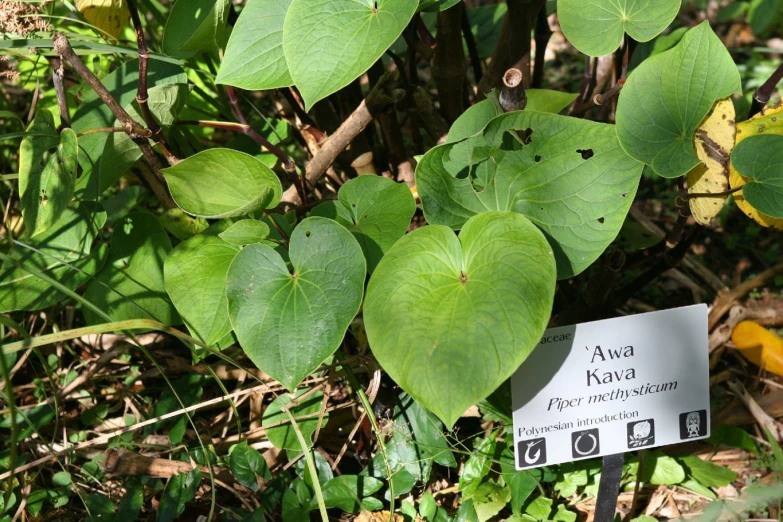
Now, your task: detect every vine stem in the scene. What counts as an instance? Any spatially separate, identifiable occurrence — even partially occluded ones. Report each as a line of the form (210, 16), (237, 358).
(51, 58), (70, 129)
(678, 186), (742, 200)
(126, 0), (179, 165)
(750, 62), (783, 117)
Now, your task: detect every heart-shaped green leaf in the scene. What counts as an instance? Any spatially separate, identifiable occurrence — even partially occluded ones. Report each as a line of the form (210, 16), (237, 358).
(19, 112), (78, 237)
(84, 212), (179, 325)
(559, 0), (681, 57)
(163, 0), (230, 56)
(263, 389), (327, 451)
(0, 204), (107, 312)
(730, 134), (783, 218)
(283, 0), (418, 109)
(218, 219), (271, 245)
(417, 110), (643, 279)
(162, 149), (283, 219)
(616, 21), (741, 178)
(216, 0), (294, 90)
(164, 234), (240, 345)
(226, 217), (365, 390)
(364, 212), (556, 427)
(311, 176), (415, 272)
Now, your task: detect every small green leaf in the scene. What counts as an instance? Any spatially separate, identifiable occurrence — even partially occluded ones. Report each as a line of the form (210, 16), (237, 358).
(616, 21), (741, 178)
(163, 149), (283, 219)
(642, 451), (685, 485)
(419, 492), (437, 520)
(310, 475), (384, 513)
(164, 234), (240, 345)
(730, 134), (783, 218)
(680, 456), (738, 488)
(217, 0), (294, 89)
(263, 389), (327, 451)
(559, 0), (681, 56)
(417, 110), (643, 279)
(158, 468), (201, 522)
(229, 441), (270, 491)
(283, 0), (418, 109)
(311, 176), (415, 272)
(159, 208), (209, 240)
(365, 212), (556, 427)
(52, 471), (72, 487)
(472, 479), (512, 522)
(218, 219), (271, 245)
(84, 212), (179, 325)
(19, 112), (78, 237)
(460, 435), (498, 497)
(226, 217), (365, 389)
(163, 0), (230, 56)
(706, 425), (757, 453)
(524, 496), (553, 520)
(420, 0), (461, 12)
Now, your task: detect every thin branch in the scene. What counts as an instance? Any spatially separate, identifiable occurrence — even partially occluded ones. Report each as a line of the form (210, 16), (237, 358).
(77, 126), (150, 137)
(51, 58), (70, 129)
(126, 0), (178, 166)
(52, 33), (176, 209)
(750, 62), (783, 117)
(224, 85), (296, 172)
(532, 8), (551, 88)
(461, 3), (483, 84)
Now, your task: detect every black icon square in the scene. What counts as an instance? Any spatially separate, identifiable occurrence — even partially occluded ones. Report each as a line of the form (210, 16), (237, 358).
(571, 429), (600, 459)
(518, 438), (547, 468)
(679, 410), (707, 439)
(627, 419), (655, 449)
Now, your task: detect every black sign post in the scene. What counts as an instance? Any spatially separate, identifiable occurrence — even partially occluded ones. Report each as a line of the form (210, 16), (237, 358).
(593, 453), (625, 522)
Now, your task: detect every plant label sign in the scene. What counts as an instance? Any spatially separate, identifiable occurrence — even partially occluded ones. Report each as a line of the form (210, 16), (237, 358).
(511, 304), (709, 469)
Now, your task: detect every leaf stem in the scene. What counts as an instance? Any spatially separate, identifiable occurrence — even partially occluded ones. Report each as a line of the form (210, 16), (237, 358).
(750, 62), (783, 117)
(51, 58), (70, 129)
(678, 186), (742, 200)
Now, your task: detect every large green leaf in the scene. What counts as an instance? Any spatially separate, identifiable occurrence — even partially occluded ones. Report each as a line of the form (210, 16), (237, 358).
(616, 22), (741, 178)
(71, 59), (187, 198)
(311, 176), (415, 272)
(163, 0), (230, 56)
(164, 234), (240, 345)
(417, 110), (643, 279)
(558, 0), (681, 57)
(364, 212), (556, 427)
(162, 149), (283, 219)
(283, 0), (418, 109)
(0, 204), (107, 312)
(226, 217), (365, 390)
(263, 389), (327, 451)
(311, 475), (384, 513)
(216, 0), (294, 89)
(730, 134), (783, 218)
(19, 112), (78, 237)
(84, 212), (179, 325)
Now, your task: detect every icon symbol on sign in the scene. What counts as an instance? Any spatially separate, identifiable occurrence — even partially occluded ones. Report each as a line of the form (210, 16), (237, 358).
(571, 428), (600, 458)
(679, 410), (707, 439)
(518, 437), (546, 467)
(627, 419), (655, 449)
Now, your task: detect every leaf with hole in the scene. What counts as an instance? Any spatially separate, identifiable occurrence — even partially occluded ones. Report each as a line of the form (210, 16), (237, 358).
(19, 111), (78, 237)
(417, 110), (643, 279)
(164, 234), (239, 345)
(163, 148), (282, 219)
(263, 389), (327, 451)
(84, 212), (179, 325)
(616, 22), (741, 178)
(365, 212), (556, 427)
(558, 0), (681, 57)
(311, 176), (415, 272)
(0, 204), (107, 312)
(218, 219), (271, 245)
(283, 0), (418, 109)
(730, 134), (783, 219)
(686, 98), (735, 226)
(226, 217), (365, 390)
(216, 0), (294, 90)
(163, 0), (230, 56)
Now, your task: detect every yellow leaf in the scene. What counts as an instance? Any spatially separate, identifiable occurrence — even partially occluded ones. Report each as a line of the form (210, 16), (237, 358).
(730, 101), (783, 230)
(687, 98), (736, 226)
(731, 321), (783, 377)
(75, 0), (129, 39)
(356, 511), (406, 522)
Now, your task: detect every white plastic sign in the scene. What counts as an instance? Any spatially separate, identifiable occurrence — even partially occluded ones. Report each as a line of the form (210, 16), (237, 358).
(511, 304), (710, 469)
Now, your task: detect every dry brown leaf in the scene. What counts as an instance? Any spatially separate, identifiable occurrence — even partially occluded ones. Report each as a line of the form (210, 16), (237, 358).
(75, 0), (129, 39)
(687, 98), (735, 225)
(356, 511), (406, 522)
(730, 100), (783, 230)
